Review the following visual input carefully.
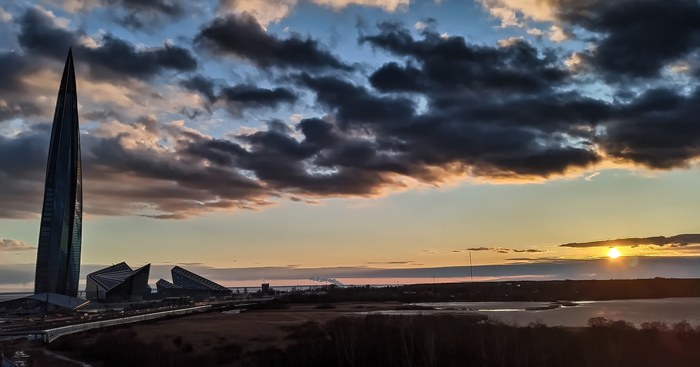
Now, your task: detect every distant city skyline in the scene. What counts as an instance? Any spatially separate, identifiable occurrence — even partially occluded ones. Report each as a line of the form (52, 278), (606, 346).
(2, 0), (700, 292)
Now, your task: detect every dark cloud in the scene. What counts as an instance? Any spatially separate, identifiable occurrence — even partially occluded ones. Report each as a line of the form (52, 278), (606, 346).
(179, 75), (217, 103)
(297, 73), (416, 127)
(67, 0), (190, 30)
(195, 13), (352, 71)
(0, 118), (271, 219)
(81, 35), (197, 79)
(296, 73), (601, 179)
(3, 10), (700, 221)
(179, 75), (297, 114)
(600, 88), (700, 168)
(558, 0), (700, 80)
(0, 126), (52, 218)
(181, 21), (611, 203)
(465, 247), (493, 252)
(183, 119), (402, 196)
(369, 62), (427, 93)
(0, 87), (604, 219)
(362, 23), (568, 94)
(0, 52), (44, 120)
(111, 0), (185, 16)
(17, 8), (196, 80)
(0, 101), (41, 122)
(0, 52), (34, 92)
(220, 85), (296, 106)
(513, 249), (547, 253)
(106, 0), (186, 26)
(85, 128), (269, 218)
(560, 234), (700, 248)
(357, 20), (700, 176)
(16, 8), (74, 60)
(234, 122), (400, 195)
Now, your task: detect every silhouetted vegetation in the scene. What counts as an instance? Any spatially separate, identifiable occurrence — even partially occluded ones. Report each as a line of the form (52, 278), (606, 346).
(313, 303), (336, 309)
(51, 315), (700, 367)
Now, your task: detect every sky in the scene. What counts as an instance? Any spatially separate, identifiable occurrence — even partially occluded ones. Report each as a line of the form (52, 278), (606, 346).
(2, 0), (700, 290)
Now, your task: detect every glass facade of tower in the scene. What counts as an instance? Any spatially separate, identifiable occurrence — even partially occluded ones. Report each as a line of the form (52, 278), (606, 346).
(34, 49), (83, 297)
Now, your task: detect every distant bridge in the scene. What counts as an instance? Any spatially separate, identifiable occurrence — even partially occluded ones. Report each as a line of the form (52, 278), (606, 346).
(0, 305), (211, 343)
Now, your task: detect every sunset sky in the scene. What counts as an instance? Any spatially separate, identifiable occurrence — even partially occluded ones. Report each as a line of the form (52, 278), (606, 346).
(2, 0), (700, 290)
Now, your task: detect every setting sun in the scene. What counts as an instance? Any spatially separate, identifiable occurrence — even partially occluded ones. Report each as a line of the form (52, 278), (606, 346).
(608, 247), (621, 259)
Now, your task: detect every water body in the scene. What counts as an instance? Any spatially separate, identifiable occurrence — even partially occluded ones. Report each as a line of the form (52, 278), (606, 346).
(369, 298), (700, 327)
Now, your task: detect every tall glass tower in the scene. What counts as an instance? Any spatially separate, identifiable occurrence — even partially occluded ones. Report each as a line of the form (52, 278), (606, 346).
(34, 49), (83, 297)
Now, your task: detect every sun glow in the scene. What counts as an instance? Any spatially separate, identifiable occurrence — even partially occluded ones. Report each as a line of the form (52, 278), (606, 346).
(608, 247), (621, 259)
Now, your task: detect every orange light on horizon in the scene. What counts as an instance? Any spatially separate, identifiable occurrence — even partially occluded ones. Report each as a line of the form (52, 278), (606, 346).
(608, 247), (621, 259)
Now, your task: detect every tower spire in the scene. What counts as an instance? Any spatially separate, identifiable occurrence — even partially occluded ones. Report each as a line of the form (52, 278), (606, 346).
(34, 48), (83, 297)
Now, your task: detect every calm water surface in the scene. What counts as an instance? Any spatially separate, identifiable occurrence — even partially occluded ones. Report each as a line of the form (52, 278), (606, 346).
(367, 298), (700, 327)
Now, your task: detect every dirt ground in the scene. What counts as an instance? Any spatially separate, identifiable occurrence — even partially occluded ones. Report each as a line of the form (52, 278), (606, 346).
(2, 302), (406, 365)
(129, 302), (403, 351)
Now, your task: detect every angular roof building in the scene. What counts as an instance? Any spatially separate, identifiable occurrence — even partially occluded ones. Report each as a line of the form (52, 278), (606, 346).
(171, 266), (230, 292)
(86, 262), (151, 302)
(157, 266), (231, 299)
(156, 278), (181, 293)
(34, 49), (83, 297)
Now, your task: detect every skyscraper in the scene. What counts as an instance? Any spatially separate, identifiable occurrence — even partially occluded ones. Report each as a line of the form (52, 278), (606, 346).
(34, 49), (83, 297)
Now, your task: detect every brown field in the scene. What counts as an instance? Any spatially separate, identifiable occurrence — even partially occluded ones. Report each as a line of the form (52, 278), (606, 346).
(4, 302), (484, 366)
(128, 302), (402, 351)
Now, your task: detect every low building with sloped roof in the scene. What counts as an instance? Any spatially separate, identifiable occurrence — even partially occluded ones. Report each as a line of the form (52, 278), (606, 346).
(156, 266), (231, 299)
(86, 262), (151, 302)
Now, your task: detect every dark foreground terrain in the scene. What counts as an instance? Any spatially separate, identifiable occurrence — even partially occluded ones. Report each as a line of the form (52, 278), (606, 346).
(21, 312), (700, 367)
(3, 278), (700, 366)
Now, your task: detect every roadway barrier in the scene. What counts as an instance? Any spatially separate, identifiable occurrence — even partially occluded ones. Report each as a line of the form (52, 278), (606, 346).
(0, 305), (211, 343)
